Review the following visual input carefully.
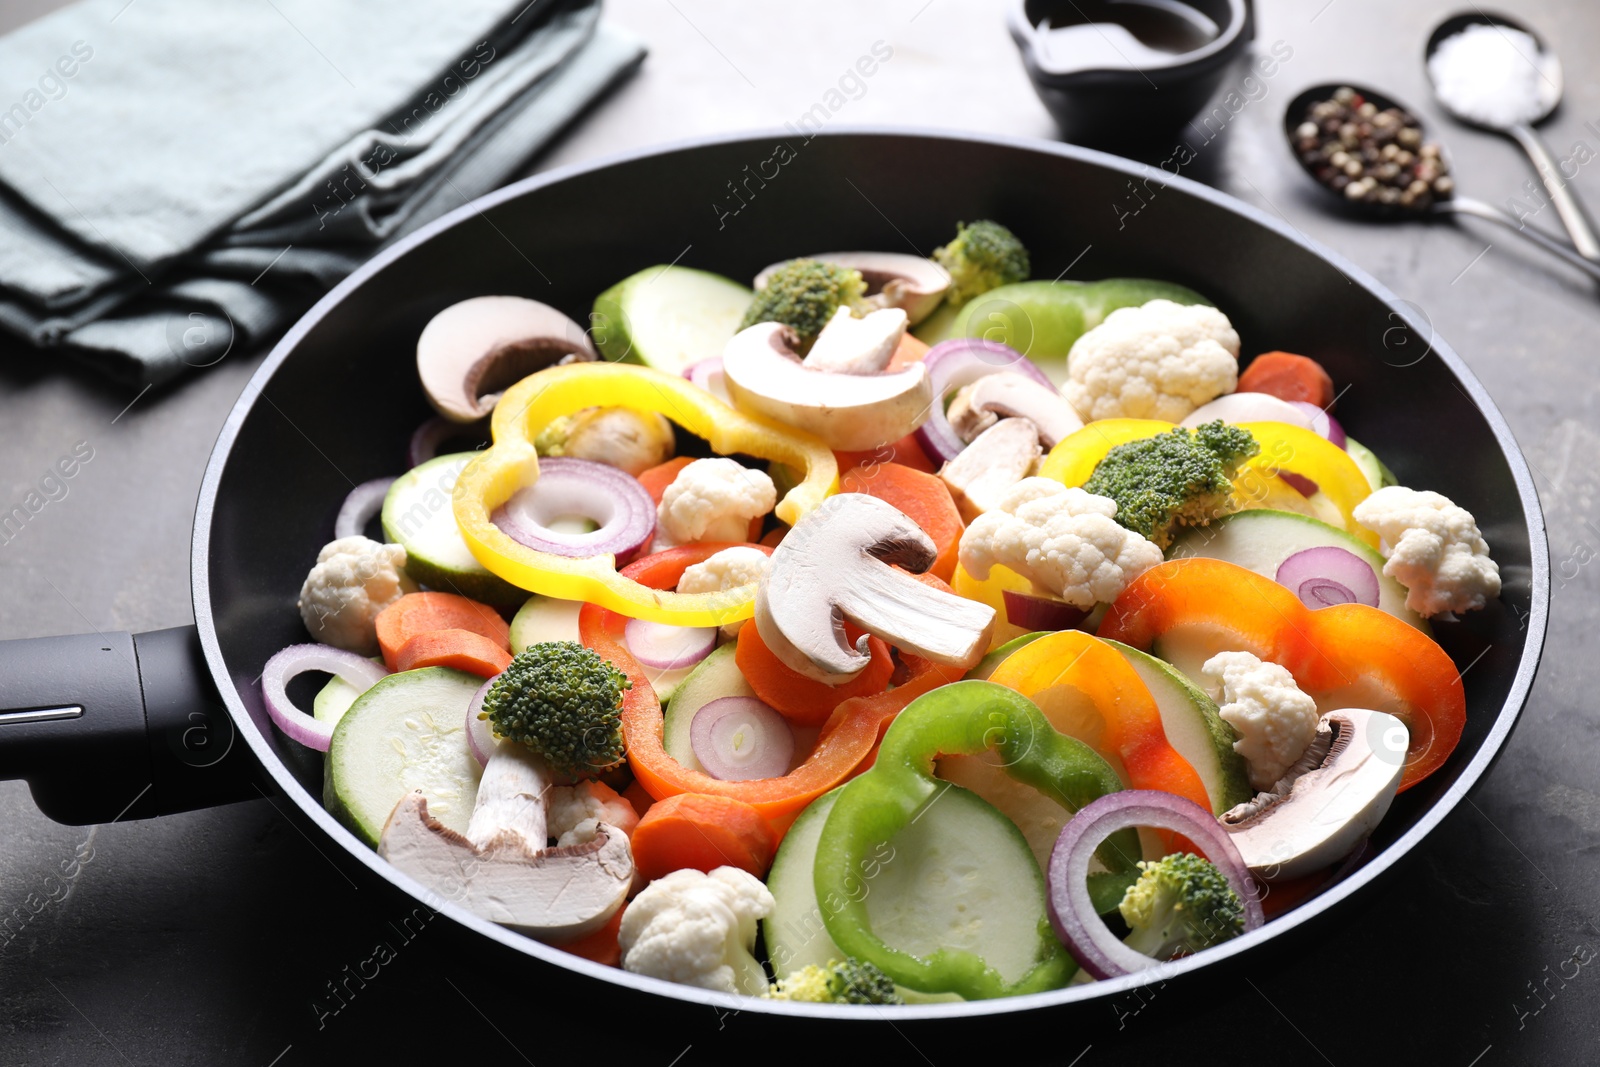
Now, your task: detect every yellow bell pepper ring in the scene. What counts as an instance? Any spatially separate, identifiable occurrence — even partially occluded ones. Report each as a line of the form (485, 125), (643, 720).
(1037, 418), (1377, 548)
(452, 362), (838, 625)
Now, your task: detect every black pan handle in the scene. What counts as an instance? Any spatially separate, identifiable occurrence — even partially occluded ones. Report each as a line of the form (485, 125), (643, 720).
(0, 626), (257, 824)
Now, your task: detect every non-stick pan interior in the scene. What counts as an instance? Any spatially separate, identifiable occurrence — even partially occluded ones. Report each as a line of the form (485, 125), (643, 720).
(198, 129), (1542, 1013)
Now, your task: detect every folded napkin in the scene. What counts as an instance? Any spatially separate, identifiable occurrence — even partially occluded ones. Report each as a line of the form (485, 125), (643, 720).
(0, 0), (644, 384)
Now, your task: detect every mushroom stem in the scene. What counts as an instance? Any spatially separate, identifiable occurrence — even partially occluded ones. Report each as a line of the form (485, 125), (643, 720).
(378, 743), (633, 942)
(939, 418), (1042, 522)
(755, 493), (995, 682)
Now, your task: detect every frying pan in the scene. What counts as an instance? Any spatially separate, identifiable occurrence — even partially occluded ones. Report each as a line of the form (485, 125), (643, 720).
(0, 129), (1547, 1041)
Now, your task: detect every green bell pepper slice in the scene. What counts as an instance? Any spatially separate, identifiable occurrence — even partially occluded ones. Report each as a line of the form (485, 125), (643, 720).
(814, 679), (1138, 1000)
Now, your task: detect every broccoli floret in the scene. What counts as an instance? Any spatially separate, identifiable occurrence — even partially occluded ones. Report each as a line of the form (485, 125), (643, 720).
(740, 258), (868, 349)
(765, 958), (903, 1004)
(481, 641), (631, 778)
(1083, 420), (1259, 548)
(933, 219), (1030, 307)
(1118, 852), (1245, 960)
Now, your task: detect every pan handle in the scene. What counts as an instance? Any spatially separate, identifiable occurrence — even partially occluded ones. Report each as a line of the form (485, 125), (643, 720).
(0, 626), (257, 825)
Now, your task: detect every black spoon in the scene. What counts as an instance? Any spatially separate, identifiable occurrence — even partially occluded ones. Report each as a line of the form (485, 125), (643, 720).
(1282, 81), (1600, 284)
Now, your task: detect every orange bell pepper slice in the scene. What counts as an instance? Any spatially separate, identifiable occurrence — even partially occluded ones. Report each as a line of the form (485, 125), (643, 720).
(578, 542), (959, 827)
(987, 630), (1212, 812)
(1098, 557), (1465, 792)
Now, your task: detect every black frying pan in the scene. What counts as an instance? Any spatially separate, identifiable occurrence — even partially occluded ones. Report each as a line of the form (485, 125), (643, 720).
(0, 129), (1548, 1041)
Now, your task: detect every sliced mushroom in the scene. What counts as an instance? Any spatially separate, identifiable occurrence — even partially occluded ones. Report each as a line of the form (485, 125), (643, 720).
(1221, 707), (1406, 882)
(378, 744), (632, 941)
(802, 306), (908, 375)
(417, 296), (597, 423)
(947, 374), (1084, 449)
(755, 493), (995, 683)
(754, 252), (951, 326)
(939, 417), (1042, 522)
(721, 323), (932, 452)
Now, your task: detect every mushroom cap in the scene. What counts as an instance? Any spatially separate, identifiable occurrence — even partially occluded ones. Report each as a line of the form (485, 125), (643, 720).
(955, 374), (1084, 450)
(755, 493), (995, 682)
(754, 252), (951, 326)
(1222, 707), (1407, 882)
(417, 296), (597, 423)
(722, 323), (933, 452)
(379, 790), (633, 943)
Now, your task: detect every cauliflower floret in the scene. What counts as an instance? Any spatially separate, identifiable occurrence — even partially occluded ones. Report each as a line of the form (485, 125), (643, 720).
(296, 536), (417, 654)
(1201, 651), (1319, 791)
(619, 866), (774, 996)
(1353, 486), (1501, 617)
(1064, 299), (1240, 423)
(676, 545), (772, 594)
(546, 781), (640, 847)
(656, 458), (776, 548)
(958, 478), (1164, 609)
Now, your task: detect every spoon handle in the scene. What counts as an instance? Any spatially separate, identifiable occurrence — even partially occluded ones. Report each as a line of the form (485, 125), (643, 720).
(1438, 197), (1600, 284)
(1507, 123), (1600, 261)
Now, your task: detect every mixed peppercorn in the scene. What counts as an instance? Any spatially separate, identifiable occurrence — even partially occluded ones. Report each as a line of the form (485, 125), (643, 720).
(1294, 86), (1454, 211)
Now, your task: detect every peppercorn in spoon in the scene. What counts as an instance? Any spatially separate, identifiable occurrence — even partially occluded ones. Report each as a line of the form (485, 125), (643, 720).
(1283, 82), (1600, 285)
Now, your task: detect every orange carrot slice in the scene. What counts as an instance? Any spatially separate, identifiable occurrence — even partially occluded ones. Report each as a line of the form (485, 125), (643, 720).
(1237, 351), (1335, 408)
(630, 793), (777, 881)
(561, 907), (624, 965)
(393, 628), (513, 677)
(735, 619), (895, 728)
(637, 456), (696, 505)
(840, 462), (965, 581)
(887, 332), (930, 370)
(375, 592), (510, 671)
(834, 433), (936, 476)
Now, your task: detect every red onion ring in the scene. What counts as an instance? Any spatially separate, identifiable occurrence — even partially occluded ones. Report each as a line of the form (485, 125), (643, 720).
(1288, 401), (1346, 449)
(1046, 790), (1263, 980)
(1181, 392), (1316, 431)
(624, 618), (717, 670)
(689, 696), (794, 781)
(1002, 589), (1089, 631)
(409, 416), (455, 469)
(1275, 545), (1379, 608)
(334, 478), (396, 540)
(491, 457), (656, 560)
(261, 644), (388, 752)
(683, 357), (731, 404)
(913, 338), (1055, 464)
(465, 677), (497, 767)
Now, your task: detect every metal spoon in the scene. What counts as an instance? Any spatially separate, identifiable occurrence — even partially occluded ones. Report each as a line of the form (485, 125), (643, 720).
(1425, 11), (1599, 261)
(1282, 82), (1600, 285)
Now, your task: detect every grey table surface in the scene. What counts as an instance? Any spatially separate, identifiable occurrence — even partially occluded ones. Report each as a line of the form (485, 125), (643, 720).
(1, 1), (1598, 1063)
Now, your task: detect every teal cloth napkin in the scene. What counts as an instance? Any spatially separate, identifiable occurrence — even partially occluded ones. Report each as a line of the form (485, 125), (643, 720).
(0, 0), (644, 383)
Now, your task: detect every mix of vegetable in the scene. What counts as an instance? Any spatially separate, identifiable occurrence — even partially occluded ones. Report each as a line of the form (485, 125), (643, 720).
(266, 219), (1502, 1003)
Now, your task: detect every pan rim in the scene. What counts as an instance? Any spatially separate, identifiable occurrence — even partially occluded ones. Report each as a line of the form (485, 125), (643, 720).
(191, 123), (1550, 1020)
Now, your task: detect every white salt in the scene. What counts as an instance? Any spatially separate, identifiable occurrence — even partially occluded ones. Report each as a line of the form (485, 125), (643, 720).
(1428, 23), (1550, 128)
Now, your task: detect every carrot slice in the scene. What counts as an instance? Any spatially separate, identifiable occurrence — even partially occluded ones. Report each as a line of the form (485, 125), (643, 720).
(736, 620), (895, 728)
(622, 779), (655, 820)
(1237, 351), (1335, 408)
(561, 907), (624, 966)
(375, 592), (511, 671)
(394, 628), (513, 677)
(637, 456), (696, 505)
(630, 793), (777, 880)
(834, 433), (936, 476)
(887, 332), (930, 370)
(840, 462), (965, 581)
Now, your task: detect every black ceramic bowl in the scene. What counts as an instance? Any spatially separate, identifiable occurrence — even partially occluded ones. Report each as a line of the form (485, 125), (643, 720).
(1008, 0), (1256, 150)
(182, 128), (1549, 1039)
